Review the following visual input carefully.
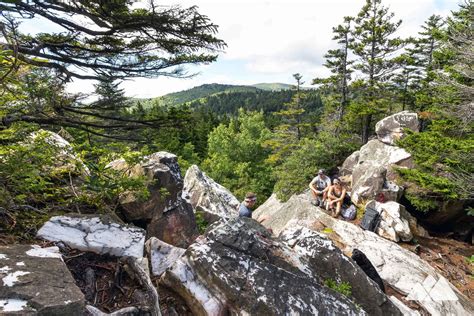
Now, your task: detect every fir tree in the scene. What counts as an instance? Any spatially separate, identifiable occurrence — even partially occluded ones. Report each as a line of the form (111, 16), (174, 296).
(351, 0), (403, 143)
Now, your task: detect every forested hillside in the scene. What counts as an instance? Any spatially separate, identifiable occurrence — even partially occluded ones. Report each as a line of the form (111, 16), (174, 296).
(0, 0), (472, 241)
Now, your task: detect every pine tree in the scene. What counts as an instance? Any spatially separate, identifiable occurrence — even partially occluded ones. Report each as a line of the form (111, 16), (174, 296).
(266, 74), (307, 164)
(351, 0), (403, 143)
(412, 15), (446, 113)
(313, 17), (354, 134)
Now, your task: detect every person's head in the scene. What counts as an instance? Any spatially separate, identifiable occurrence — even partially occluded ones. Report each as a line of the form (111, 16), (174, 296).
(317, 169), (326, 177)
(244, 192), (257, 207)
(333, 177), (342, 186)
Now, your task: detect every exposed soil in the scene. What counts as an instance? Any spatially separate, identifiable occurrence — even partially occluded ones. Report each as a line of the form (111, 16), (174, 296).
(60, 247), (191, 315)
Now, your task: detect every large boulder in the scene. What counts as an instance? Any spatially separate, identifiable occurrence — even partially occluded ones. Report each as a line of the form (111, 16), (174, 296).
(340, 150), (360, 177)
(365, 200), (422, 242)
(183, 165), (239, 223)
(37, 215), (145, 258)
(349, 139), (413, 204)
(161, 218), (367, 315)
(279, 226), (402, 316)
(107, 152), (199, 247)
(107, 152), (184, 222)
(375, 111), (419, 145)
(146, 202), (198, 249)
(0, 244), (84, 315)
(255, 193), (474, 316)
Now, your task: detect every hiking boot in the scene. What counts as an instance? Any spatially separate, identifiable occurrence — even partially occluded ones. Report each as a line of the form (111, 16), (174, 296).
(311, 199), (320, 206)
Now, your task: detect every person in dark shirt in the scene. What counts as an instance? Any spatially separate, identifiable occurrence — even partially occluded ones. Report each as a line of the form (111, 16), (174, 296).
(239, 192), (257, 218)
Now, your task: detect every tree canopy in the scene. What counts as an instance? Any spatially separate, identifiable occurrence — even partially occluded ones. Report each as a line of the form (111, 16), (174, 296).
(0, 0), (226, 81)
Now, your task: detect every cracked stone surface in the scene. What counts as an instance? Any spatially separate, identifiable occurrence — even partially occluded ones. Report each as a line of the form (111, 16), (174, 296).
(345, 139), (413, 204)
(37, 215), (145, 258)
(375, 111), (419, 145)
(0, 244), (84, 315)
(161, 217), (366, 316)
(183, 165), (239, 223)
(279, 226), (401, 316)
(255, 193), (474, 316)
(145, 237), (185, 276)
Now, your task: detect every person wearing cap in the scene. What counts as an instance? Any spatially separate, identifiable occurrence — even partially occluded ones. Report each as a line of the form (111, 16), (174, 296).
(239, 192), (257, 218)
(309, 169), (331, 207)
(326, 177), (347, 218)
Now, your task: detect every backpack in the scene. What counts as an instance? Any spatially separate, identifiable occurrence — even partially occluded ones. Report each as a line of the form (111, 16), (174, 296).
(360, 206), (381, 232)
(341, 204), (357, 220)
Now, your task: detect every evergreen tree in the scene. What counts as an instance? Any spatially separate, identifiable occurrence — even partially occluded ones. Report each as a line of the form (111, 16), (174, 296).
(412, 15), (446, 114)
(266, 73), (307, 164)
(313, 17), (354, 134)
(351, 0), (403, 143)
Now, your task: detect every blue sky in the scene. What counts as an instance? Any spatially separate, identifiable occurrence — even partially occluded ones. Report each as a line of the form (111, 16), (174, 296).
(53, 0), (463, 98)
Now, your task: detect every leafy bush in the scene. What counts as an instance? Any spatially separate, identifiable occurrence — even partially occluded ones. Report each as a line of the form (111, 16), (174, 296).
(273, 132), (359, 201)
(324, 279), (352, 297)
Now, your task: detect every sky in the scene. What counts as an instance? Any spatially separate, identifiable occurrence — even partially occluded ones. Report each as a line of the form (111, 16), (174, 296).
(59, 0), (462, 98)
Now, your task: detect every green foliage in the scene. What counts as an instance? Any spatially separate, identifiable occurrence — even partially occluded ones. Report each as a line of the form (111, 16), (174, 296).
(466, 255), (474, 265)
(0, 129), (72, 210)
(0, 124), (150, 240)
(324, 279), (352, 297)
(273, 133), (359, 201)
(195, 212), (210, 235)
(396, 122), (473, 212)
(203, 109), (274, 202)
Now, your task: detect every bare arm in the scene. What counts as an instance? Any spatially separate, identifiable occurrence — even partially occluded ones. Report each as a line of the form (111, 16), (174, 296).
(309, 178), (319, 193)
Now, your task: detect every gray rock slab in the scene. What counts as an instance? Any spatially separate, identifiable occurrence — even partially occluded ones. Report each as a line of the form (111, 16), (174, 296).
(0, 244), (84, 315)
(183, 165), (239, 223)
(161, 218), (366, 315)
(145, 237), (185, 276)
(280, 226), (402, 316)
(37, 215), (145, 258)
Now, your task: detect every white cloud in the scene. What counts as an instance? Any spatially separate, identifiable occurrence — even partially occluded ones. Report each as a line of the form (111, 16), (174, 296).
(64, 0), (461, 98)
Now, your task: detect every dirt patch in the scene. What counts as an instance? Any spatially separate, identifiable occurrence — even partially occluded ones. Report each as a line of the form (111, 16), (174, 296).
(400, 236), (474, 300)
(61, 247), (192, 315)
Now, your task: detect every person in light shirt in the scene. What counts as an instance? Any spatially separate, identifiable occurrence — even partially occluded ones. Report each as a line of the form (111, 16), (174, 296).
(309, 169), (331, 207)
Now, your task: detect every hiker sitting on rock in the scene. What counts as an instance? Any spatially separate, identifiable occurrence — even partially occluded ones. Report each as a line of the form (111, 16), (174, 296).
(326, 177), (347, 218)
(309, 169), (331, 207)
(239, 192), (257, 218)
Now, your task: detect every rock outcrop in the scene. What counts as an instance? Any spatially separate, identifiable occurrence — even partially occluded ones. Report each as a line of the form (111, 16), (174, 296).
(107, 152), (185, 221)
(145, 237), (185, 277)
(255, 193), (474, 316)
(375, 111), (419, 145)
(29, 130), (90, 177)
(279, 226), (401, 315)
(107, 152), (199, 247)
(365, 200), (428, 242)
(340, 111), (419, 204)
(161, 218), (368, 315)
(0, 244), (84, 315)
(37, 215), (145, 258)
(183, 165), (239, 223)
(349, 139), (413, 204)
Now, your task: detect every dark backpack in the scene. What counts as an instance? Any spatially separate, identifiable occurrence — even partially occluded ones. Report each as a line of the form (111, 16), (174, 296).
(360, 206), (381, 232)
